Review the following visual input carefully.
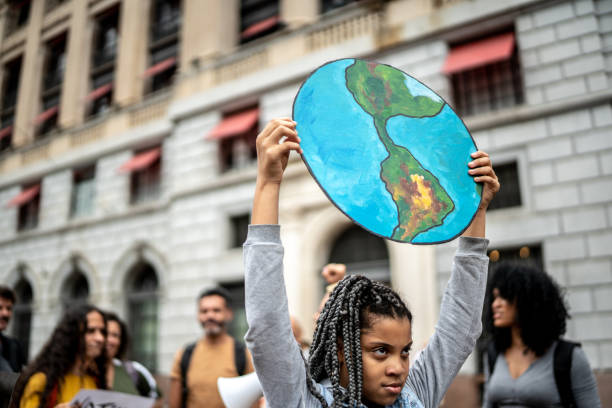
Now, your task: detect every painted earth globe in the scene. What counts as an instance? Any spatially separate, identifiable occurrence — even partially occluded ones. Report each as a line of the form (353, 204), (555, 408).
(293, 58), (482, 244)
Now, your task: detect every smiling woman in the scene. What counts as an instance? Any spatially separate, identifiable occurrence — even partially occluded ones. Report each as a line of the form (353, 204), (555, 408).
(10, 305), (108, 408)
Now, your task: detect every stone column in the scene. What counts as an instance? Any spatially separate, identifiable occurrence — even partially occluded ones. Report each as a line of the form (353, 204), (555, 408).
(180, 0), (239, 70)
(0, 8), (6, 107)
(0, 7), (8, 51)
(114, 0), (151, 107)
(281, 0), (318, 29)
(59, 0), (90, 128)
(388, 243), (438, 354)
(12, 0), (45, 147)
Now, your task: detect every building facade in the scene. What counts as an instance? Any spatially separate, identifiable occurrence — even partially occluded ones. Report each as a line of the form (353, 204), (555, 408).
(0, 0), (611, 404)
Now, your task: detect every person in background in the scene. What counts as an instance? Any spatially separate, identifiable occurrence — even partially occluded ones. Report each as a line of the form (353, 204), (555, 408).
(10, 304), (107, 408)
(482, 262), (601, 407)
(168, 287), (254, 408)
(0, 285), (27, 373)
(314, 263), (346, 323)
(105, 312), (161, 403)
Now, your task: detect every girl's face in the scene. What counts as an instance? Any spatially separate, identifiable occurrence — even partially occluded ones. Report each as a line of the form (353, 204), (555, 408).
(491, 288), (517, 328)
(84, 311), (106, 361)
(106, 320), (121, 359)
(342, 315), (413, 406)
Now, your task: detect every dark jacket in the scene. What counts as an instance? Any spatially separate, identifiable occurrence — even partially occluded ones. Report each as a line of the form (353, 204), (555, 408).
(0, 334), (26, 373)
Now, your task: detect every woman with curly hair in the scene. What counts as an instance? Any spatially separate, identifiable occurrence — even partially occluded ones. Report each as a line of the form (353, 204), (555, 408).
(482, 262), (601, 407)
(11, 304), (107, 408)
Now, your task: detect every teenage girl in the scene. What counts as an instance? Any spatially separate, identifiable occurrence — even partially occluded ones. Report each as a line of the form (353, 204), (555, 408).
(244, 118), (500, 407)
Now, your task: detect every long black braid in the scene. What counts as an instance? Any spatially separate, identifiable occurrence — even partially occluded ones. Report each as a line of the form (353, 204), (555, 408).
(305, 275), (412, 407)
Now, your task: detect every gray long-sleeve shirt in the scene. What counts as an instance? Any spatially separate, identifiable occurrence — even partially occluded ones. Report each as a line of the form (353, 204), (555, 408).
(244, 224), (489, 408)
(482, 341), (601, 408)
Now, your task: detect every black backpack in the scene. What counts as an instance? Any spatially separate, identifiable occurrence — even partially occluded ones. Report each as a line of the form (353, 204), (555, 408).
(487, 339), (580, 408)
(180, 338), (247, 408)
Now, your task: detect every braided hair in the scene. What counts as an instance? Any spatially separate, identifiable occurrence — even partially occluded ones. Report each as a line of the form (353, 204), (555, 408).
(306, 275), (412, 407)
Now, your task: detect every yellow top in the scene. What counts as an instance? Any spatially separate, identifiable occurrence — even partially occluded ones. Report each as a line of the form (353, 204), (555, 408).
(20, 372), (97, 408)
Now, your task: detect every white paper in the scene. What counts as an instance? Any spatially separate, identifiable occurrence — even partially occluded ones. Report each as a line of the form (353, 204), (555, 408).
(70, 389), (154, 408)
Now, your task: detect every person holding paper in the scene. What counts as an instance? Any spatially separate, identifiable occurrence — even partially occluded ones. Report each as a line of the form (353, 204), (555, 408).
(10, 305), (107, 408)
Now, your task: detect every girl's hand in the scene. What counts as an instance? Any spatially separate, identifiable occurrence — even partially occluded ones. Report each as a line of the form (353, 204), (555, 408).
(255, 118), (301, 187)
(251, 118), (301, 225)
(468, 151), (500, 210)
(462, 150), (500, 238)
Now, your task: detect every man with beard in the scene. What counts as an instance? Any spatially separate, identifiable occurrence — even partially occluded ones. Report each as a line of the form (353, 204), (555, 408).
(0, 286), (26, 373)
(169, 287), (254, 408)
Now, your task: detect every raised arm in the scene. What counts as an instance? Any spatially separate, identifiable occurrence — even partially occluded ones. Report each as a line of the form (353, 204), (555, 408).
(244, 119), (314, 407)
(408, 151), (499, 407)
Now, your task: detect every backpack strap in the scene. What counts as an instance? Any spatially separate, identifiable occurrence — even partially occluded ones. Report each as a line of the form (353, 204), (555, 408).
(233, 339), (246, 376)
(180, 342), (196, 408)
(123, 360), (141, 388)
(554, 340), (580, 408)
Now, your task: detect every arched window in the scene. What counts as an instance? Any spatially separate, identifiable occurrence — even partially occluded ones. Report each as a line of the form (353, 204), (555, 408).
(127, 263), (159, 372)
(328, 224), (390, 284)
(12, 278), (33, 359)
(61, 270), (90, 309)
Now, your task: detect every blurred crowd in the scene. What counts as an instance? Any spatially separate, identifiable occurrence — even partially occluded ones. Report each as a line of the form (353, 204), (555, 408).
(0, 254), (602, 407)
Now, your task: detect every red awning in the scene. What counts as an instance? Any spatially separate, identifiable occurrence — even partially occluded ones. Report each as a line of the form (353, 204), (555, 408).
(143, 57), (177, 78)
(7, 184), (40, 208)
(118, 147), (161, 173)
(241, 15), (280, 39)
(34, 106), (59, 126)
(0, 125), (12, 141)
(442, 32), (515, 74)
(86, 83), (113, 102)
(208, 108), (259, 140)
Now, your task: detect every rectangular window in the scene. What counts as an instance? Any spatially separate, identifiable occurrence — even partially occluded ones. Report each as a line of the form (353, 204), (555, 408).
(119, 147), (162, 205)
(445, 31), (524, 117)
(131, 160), (161, 204)
(208, 106), (259, 173)
(88, 6), (119, 118)
(37, 34), (66, 138)
(146, 0), (180, 93)
(4, 0), (31, 36)
(487, 244), (543, 271)
(487, 161), (522, 210)
(240, 0), (281, 43)
(221, 282), (248, 341)
(45, 0), (68, 13)
(15, 185), (40, 231)
(230, 213), (250, 248)
(0, 56), (22, 152)
(321, 0), (357, 14)
(127, 265), (159, 372)
(70, 165), (96, 218)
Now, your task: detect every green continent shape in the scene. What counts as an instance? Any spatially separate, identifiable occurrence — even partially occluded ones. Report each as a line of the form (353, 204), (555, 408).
(345, 60), (455, 241)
